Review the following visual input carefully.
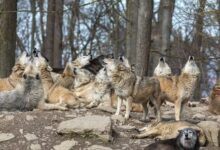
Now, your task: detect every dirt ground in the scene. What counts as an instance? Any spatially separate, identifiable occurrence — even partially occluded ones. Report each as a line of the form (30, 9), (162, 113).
(0, 103), (219, 150)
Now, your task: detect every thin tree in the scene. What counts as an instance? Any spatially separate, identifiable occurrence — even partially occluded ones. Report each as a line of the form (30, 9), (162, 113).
(0, 0), (17, 77)
(135, 0), (153, 76)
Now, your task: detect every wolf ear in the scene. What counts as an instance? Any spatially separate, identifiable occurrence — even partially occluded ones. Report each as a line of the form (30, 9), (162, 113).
(195, 129), (200, 136)
(178, 130), (182, 134)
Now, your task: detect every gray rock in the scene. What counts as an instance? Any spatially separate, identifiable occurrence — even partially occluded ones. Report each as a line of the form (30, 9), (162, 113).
(0, 133), (15, 142)
(111, 115), (126, 124)
(86, 145), (112, 150)
(30, 144), (41, 150)
(26, 115), (35, 121)
(53, 140), (78, 150)
(24, 133), (38, 141)
(197, 121), (220, 146)
(118, 125), (135, 130)
(5, 115), (14, 121)
(57, 115), (112, 142)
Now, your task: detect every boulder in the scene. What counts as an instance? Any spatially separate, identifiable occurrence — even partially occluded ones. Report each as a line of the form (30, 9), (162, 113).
(86, 145), (112, 150)
(0, 133), (15, 142)
(57, 115), (112, 142)
(53, 139), (78, 150)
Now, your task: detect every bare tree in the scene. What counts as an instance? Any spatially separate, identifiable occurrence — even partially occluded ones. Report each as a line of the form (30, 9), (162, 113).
(135, 0), (153, 76)
(126, 0), (138, 65)
(30, 0), (36, 51)
(0, 0), (17, 77)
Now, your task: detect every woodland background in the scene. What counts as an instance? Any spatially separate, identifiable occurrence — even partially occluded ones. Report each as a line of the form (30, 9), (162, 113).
(0, 0), (219, 100)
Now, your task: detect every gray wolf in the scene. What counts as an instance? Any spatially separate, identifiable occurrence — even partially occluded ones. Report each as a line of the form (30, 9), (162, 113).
(132, 121), (206, 146)
(155, 56), (200, 120)
(0, 51), (30, 91)
(144, 128), (201, 150)
(32, 51), (79, 108)
(73, 67), (111, 108)
(209, 83), (220, 115)
(0, 63), (66, 111)
(104, 56), (162, 121)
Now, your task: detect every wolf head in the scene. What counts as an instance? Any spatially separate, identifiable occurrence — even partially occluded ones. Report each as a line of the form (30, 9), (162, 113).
(32, 50), (52, 72)
(22, 63), (41, 82)
(153, 57), (171, 76)
(178, 128), (200, 149)
(73, 67), (94, 88)
(15, 51), (30, 67)
(182, 56), (200, 76)
(72, 54), (92, 68)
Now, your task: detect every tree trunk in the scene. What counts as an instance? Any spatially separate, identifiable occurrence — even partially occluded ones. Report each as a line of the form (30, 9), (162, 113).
(53, 0), (63, 68)
(135, 0), (153, 76)
(150, 0), (175, 75)
(192, 0), (206, 100)
(30, 0), (36, 51)
(125, 0), (138, 65)
(0, 0), (17, 77)
(44, 0), (55, 64)
(69, 0), (79, 60)
(38, 0), (45, 52)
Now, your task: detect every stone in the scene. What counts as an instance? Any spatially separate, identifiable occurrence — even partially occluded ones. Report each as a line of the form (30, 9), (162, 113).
(197, 121), (220, 146)
(5, 115), (14, 121)
(118, 125), (135, 130)
(57, 115), (112, 142)
(111, 115), (126, 124)
(0, 133), (15, 142)
(24, 133), (38, 141)
(86, 145), (112, 150)
(30, 144), (41, 150)
(26, 115), (35, 121)
(53, 139), (78, 150)
(192, 113), (206, 121)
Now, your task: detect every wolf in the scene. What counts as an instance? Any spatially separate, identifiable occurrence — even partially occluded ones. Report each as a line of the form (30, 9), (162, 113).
(0, 51), (30, 92)
(153, 57), (172, 76)
(82, 53), (114, 75)
(73, 67), (111, 108)
(104, 56), (162, 121)
(209, 82), (220, 115)
(32, 51), (80, 108)
(144, 128), (201, 150)
(0, 62), (66, 111)
(155, 56), (200, 121)
(132, 121), (206, 146)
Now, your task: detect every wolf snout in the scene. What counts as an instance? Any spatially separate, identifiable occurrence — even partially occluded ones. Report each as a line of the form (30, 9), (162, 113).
(159, 57), (165, 62)
(189, 56), (194, 61)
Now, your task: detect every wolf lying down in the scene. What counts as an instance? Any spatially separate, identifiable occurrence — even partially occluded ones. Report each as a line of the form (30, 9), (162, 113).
(0, 62), (66, 111)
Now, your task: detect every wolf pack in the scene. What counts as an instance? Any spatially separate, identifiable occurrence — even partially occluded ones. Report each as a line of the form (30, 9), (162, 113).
(0, 49), (219, 150)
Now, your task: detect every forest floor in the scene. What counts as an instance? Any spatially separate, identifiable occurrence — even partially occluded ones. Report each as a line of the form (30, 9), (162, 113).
(0, 103), (219, 150)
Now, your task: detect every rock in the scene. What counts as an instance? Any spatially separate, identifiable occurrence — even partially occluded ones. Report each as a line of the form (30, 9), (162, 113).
(0, 133), (15, 142)
(197, 121), (220, 146)
(86, 145), (112, 150)
(111, 115), (126, 124)
(53, 139), (78, 150)
(57, 115), (112, 142)
(45, 126), (53, 130)
(30, 144), (41, 150)
(118, 125), (135, 130)
(192, 113), (206, 121)
(26, 115), (35, 121)
(5, 115), (14, 121)
(24, 133), (38, 141)
(19, 129), (23, 134)
(97, 106), (115, 114)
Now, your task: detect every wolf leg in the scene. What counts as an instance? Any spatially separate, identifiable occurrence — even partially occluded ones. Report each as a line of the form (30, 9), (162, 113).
(141, 102), (149, 121)
(125, 96), (132, 119)
(150, 97), (162, 122)
(115, 96), (122, 115)
(132, 129), (158, 139)
(175, 99), (183, 121)
(38, 100), (67, 111)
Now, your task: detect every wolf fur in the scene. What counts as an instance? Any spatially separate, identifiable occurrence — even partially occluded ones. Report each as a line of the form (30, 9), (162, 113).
(144, 128), (201, 150)
(32, 51), (79, 108)
(209, 82), (220, 115)
(0, 51), (30, 92)
(104, 57), (162, 121)
(73, 67), (111, 108)
(153, 57), (172, 76)
(133, 121), (206, 146)
(155, 56), (200, 120)
(0, 63), (66, 111)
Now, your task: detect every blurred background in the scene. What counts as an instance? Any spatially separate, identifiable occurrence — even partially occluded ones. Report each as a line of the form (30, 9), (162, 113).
(0, 0), (219, 99)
